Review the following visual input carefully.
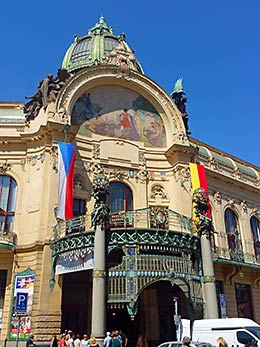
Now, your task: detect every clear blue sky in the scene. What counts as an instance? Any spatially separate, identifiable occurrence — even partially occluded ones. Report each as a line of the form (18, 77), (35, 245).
(0, 1), (259, 166)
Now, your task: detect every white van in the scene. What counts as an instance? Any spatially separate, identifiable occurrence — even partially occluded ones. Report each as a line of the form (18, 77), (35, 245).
(191, 318), (260, 347)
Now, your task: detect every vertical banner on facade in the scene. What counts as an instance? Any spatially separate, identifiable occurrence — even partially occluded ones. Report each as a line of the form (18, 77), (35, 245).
(57, 142), (76, 220)
(9, 273), (35, 340)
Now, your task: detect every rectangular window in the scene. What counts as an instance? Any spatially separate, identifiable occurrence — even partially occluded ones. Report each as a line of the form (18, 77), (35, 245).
(235, 283), (253, 319)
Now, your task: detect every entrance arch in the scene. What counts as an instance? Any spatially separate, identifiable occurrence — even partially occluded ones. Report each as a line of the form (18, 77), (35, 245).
(106, 280), (189, 347)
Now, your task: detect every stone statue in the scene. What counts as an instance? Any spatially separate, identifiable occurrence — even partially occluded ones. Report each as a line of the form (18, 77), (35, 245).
(91, 173), (110, 229)
(171, 78), (191, 135)
(40, 74), (55, 109)
(23, 80), (43, 121)
(24, 68), (71, 122)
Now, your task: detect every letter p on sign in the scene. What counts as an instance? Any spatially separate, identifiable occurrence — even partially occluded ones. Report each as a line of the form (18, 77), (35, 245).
(15, 292), (28, 313)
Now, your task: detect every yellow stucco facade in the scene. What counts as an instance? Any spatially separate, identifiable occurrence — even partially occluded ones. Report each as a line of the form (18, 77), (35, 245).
(1, 17), (260, 347)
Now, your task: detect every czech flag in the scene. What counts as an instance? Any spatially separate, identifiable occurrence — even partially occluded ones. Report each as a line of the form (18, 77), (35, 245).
(189, 163), (211, 218)
(57, 142), (76, 220)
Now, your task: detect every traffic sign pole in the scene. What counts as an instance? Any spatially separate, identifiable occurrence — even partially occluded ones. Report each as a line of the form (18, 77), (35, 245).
(15, 315), (20, 347)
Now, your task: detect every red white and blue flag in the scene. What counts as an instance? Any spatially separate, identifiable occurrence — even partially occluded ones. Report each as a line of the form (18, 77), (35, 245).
(57, 142), (76, 220)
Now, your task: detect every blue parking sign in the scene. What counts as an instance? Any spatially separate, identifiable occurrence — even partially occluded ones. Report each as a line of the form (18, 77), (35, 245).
(15, 292), (28, 313)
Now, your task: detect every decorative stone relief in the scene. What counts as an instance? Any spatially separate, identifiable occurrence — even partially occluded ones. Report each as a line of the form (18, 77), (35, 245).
(85, 162), (104, 175)
(74, 174), (86, 191)
(53, 107), (69, 123)
(240, 200), (248, 213)
(213, 191), (222, 204)
(150, 185), (167, 200)
(253, 209), (260, 218)
(109, 168), (129, 181)
(136, 168), (148, 181)
(234, 167), (243, 180)
(177, 131), (188, 144)
(149, 206), (169, 229)
(92, 144), (100, 160)
(0, 161), (11, 173)
(209, 157), (219, 170)
(173, 165), (190, 184)
(26, 153), (45, 166)
(227, 198), (235, 207)
(50, 147), (58, 172)
(139, 151), (146, 166)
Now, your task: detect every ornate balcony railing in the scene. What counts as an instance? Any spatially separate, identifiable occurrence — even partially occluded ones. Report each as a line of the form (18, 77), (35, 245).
(212, 231), (260, 267)
(51, 208), (193, 242)
(0, 231), (17, 251)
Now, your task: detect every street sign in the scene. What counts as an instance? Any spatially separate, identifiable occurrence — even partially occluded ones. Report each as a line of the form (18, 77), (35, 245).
(15, 292), (28, 313)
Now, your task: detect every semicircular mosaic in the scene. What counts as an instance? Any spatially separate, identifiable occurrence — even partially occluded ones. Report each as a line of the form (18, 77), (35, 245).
(71, 85), (166, 147)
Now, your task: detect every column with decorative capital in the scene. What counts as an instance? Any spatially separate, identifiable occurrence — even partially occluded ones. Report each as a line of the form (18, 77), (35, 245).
(193, 188), (218, 318)
(91, 173), (110, 340)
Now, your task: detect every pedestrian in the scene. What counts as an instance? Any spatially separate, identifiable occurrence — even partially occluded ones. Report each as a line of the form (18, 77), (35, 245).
(26, 333), (36, 347)
(89, 336), (100, 347)
(60, 333), (67, 347)
(109, 332), (121, 347)
(217, 337), (228, 347)
(118, 331), (128, 347)
(67, 331), (75, 347)
(50, 335), (58, 347)
(103, 332), (112, 347)
(81, 334), (89, 347)
(74, 334), (81, 347)
(182, 337), (191, 347)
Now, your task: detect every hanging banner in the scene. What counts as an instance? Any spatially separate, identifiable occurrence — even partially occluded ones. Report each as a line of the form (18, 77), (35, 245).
(9, 273), (35, 340)
(57, 142), (76, 220)
(55, 249), (94, 275)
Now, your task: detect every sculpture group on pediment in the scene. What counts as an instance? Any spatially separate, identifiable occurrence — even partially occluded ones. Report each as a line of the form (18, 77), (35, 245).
(24, 68), (71, 122)
(107, 41), (139, 72)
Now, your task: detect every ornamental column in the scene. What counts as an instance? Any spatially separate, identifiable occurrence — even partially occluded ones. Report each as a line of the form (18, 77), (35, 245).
(193, 188), (218, 318)
(91, 173), (109, 340)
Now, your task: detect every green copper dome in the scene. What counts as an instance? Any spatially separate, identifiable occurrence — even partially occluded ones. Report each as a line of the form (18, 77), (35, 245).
(62, 16), (143, 73)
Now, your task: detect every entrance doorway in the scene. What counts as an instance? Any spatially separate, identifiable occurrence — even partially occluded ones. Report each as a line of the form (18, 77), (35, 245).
(106, 280), (189, 347)
(61, 270), (92, 335)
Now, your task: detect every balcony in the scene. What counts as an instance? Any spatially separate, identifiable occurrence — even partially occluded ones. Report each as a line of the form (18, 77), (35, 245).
(50, 208), (199, 258)
(212, 232), (260, 268)
(0, 230), (16, 251)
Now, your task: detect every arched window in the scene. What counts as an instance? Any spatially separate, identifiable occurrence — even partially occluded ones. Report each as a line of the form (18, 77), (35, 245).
(109, 182), (133, 214)
(250, 216), (260, 256)
(224, 208), (239, 250)
(0, 175), (17, 233)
